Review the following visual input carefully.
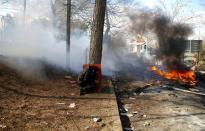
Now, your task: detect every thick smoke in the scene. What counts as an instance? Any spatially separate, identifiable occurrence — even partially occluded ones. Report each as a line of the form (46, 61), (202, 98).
(102, 32), (154, 80)
(0, 18), (90, 80)
(152, 15), (192, 71)
(0, 1), (193, 80)
(0, 24), (89, 73)
(128, 10), (192, 71)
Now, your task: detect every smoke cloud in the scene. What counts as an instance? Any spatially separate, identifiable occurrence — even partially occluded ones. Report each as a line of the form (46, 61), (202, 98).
(0, 1), (193, 80)
(0, 21), (89, 78)
(127, 10), (193, 71)
(152, 15), (192, 71)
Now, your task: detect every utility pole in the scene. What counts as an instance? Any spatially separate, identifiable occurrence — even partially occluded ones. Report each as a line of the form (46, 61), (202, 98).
(66, 0), (71, 69)
(23, 0), (26, 25)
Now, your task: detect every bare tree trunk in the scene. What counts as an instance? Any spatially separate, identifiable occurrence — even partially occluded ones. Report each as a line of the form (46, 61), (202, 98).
(89, 0), (107, 64)
(104, 7), (110, 46)
(50, 0), (56, 16)
(23, 0), (26, 25)
(66, 0), (71, 69)
(50, 0), (56, 28)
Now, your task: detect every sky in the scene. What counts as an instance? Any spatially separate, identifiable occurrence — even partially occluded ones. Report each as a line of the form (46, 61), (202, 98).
(1, 0), (205, 17)
(134, 0), (205, 39)
(0, 0), (51, 17)
(135, 0), (205, 11)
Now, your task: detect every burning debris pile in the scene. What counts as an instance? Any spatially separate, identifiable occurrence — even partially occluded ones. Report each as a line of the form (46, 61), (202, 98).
(152, 16), (192, 71)
(128, 12), (197, 86)
(150, 16), (197, 86)
(150, 66), (197, 86)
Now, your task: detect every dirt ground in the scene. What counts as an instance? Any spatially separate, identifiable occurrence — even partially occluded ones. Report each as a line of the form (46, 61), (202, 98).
(118, 80), (205, 131)
(0, 59), (122, 131)
(1, 56), (205, 131)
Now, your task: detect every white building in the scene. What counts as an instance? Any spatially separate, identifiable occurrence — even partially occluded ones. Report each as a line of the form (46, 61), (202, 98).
(128, 36), (147, 55)
(127, 35), (158, 56)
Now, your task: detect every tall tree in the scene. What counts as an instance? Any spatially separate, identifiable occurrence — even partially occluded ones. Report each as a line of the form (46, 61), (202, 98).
(66, 0), (71, 68)
(104, 8), (110, 45)
(89, 0), (107, 64)
(23, 0), (26, 24)
(50, 0), (56, 16)
(158, 0), (202, 23)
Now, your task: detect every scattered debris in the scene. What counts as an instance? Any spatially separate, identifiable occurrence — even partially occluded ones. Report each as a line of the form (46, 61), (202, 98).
(119, 108), (127, 113)
(124, 81), (150, 93)
(40, 121), (48, 125)
(69, 103), (76, 108)
(168, 93), (178, 97)
(55, 102), (66, 105)
(0, 125), (7, 129)
(124, 104), (132, 110)
(69, 80), (77, 84)
(108, 80), (113, 88)
(120, 113), (127, 116)
(124, 127), (135, 131)
(124, 128), (131, 131)
(173, 87), (205, 96)
(93, 117), (102, 123)
(146, 83), (153, 87)
(101, 123), (106, 127)
(129, 97), (135, 100)
(70, 93), (75, 96)
(144, 121), (151, 127)
(155, 81), (162, 86)
(124, 108), (129, 112)
(120, 113), (133, 117)
(116, 76), (205, 131)
(84, 126), (90, 130)
(127, 113), (134, 117)
(71, 84), (76, 87)
(161, 85), (168, 88)
(139, 92), (145, 96)
(196, 71), (205, 80)
(122, 94), (129, 98)
(188, 88), (199, 92)
(132, 111), (138, 114)
(65, 76), (72, 79)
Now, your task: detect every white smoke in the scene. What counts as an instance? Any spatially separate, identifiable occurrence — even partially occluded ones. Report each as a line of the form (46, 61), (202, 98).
(0, 23), (90, 72)
(0, 0), (155, 79)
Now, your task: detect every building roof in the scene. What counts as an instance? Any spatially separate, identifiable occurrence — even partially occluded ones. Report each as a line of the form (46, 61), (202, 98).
(128, 35), (146, 46)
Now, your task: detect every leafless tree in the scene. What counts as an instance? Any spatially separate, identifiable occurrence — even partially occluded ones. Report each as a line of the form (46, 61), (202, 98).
(23, 0), (26, 24)
(66, 0), (71, 68)
(158, 0), (202, 23)
(53, 0), (136, 37)
(0, 0), (8, 4)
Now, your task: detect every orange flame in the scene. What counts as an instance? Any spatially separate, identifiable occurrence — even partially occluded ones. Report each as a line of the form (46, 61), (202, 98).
(150, 66), (197, 86)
